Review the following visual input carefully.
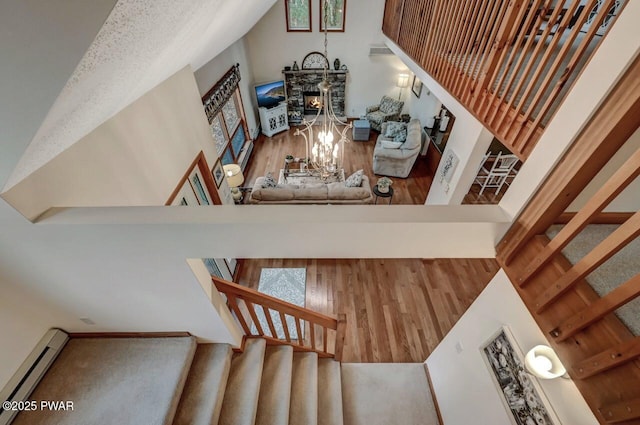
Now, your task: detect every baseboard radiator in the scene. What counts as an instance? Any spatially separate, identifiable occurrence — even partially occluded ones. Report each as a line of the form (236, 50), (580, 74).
(0, 329), (68, 425)
(240, 141), (254, 172)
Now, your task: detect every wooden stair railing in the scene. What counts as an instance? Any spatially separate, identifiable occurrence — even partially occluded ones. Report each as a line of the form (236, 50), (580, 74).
(496, 53), (640, 424)
(212, 276), (345, 360)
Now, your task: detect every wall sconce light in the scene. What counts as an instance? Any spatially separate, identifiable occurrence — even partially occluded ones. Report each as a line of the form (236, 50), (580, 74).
(396, 73), (409, 100)
(525, 345), (567, 379)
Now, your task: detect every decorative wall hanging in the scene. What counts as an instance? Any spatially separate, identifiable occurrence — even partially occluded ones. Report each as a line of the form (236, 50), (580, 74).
(412, 75), (423, 98)
(320, 0), (346, 32)
(481, 327), (560, 425)
(285, 0), (312, 32)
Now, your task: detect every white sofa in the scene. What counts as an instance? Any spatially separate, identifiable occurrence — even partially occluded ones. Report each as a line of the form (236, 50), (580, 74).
(373, 119), (423, 178)
(248, 175), (374, 204)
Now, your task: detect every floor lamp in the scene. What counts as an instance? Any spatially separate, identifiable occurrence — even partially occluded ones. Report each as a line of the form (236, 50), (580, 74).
(396, 73), (409, 100)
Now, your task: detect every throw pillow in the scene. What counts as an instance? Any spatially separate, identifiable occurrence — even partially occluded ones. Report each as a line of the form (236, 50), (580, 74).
(393, 129), (407, 144)
(345, 169), (364, 187)
(383, 122), (406, 138)
(382, 140), (403, 149)
(261, 172), (277, 188)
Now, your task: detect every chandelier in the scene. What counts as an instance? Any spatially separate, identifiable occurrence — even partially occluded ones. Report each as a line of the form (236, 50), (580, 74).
(295, 0), (352, 178)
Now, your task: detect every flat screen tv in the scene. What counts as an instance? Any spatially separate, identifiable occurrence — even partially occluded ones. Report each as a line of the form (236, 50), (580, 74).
(255, 80), (286, 109)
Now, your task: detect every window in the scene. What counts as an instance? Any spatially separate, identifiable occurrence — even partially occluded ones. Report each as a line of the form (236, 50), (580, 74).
(208, 90), (249, 166)
(285, 0), (311, 32)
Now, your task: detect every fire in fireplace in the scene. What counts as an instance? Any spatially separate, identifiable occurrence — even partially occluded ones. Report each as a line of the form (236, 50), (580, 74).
(303, 91), (323, 115)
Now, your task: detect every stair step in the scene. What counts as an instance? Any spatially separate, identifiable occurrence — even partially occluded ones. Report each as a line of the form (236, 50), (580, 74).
(218, 338), (267, 425)
(289, 352), (318, 425)
(318, 358), (344, 425)
(341, 363), (440, 425)
(173, 343), (233, 425)
(255, 346), (294, 425)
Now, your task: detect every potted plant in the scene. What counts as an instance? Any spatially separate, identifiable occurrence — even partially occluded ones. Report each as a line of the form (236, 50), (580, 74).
(377, 177), (393, 193)
(285, 154), (294, 164)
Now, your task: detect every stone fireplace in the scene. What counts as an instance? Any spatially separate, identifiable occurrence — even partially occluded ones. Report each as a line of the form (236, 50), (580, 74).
(283, 69), (348, 125)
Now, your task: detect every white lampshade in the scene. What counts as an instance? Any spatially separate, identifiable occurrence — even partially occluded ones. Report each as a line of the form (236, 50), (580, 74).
(222, 164), (244, 188)
(525, 345), (566, 379)
(396, 73), (410, 88)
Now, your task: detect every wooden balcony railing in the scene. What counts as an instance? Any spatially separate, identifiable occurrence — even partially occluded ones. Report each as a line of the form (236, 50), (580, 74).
(383, 0), (628, 159)
(212, 276), (346, 359)
(497, 54), (640, 424)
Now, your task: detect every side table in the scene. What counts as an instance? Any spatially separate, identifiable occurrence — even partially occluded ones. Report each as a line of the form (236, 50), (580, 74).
(373, 185), (394, 204)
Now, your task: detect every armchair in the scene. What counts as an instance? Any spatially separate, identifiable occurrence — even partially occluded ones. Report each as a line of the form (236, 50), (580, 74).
(365, 95), (404, 132)
(373, 119), (423, 178)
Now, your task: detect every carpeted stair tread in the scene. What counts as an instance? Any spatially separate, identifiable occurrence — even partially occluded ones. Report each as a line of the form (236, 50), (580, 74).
(218, 338), (267, 425)
(172, 343), (232, 425)
(341, 363), (440, 425)
(255, 345), (294, 425)
(13, 336), (197, 425)
(318, 358), (344, 425)
(289, 352), (319, 425)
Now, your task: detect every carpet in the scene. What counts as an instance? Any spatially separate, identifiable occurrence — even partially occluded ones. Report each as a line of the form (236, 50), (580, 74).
(252, 268), (306, 340)
(341, 363), (441, 425)
(546, 224), (640, 335)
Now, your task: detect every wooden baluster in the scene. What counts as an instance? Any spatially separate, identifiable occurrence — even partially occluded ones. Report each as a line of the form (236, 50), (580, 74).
(295, 318), (304, 346)
(279, 311), (291, 343)
(535, 210), (640, 312)
(262, 305), (278, 339)
(226, 294), (251, 335)
(310, 322), (316, 351)
(244, 300), (264, 336)
(323, 326), (328, 354)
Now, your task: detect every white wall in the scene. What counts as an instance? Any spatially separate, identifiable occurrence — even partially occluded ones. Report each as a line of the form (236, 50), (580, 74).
(566, 126), (640, 212)
(427, 270), (598, 425)
(244, 0), (407, 118)
(195, 38), (261, 140)
(2, 67), (231, 220)
(0, 277), (70, 389)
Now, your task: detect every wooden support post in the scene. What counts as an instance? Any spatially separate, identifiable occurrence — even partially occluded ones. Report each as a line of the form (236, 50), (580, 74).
(598, 396), (640, 423)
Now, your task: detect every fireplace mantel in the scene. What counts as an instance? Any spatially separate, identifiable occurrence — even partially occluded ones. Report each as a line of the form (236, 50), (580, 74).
(283, 69), (349, 125)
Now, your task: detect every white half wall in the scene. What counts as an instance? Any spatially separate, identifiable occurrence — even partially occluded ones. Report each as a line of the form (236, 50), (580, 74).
(244, 0), (408, 118)
(2, 67), (231, 220)
(194, 38), (260, 140)
(427, 270), (598, 425)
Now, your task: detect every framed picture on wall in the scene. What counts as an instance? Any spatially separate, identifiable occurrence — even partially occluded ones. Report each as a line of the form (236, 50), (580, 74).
(480, 326), (560, 425)
(212, 158), (224, 189)
(285, 0), (312, 32)
(320, 0), (346, 32)
(412, 75), (423, 98)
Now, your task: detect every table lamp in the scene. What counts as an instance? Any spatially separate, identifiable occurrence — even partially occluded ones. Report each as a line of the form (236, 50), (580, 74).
(396, 73), (409, 100)
(524, 345), (567, 379)
(222, 164), (244, 202)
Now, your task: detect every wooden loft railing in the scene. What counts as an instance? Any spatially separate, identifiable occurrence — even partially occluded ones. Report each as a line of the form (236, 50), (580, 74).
(383, 0), (628, 160)
(212, 276), (346, 360)
(496, 54), (640, 424)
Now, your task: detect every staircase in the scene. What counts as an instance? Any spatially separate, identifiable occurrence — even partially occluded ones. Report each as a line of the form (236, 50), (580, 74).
(10, 336), (440, 425)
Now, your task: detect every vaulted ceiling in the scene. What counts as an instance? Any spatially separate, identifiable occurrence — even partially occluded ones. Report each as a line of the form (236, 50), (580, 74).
(2, 0), (277, 190)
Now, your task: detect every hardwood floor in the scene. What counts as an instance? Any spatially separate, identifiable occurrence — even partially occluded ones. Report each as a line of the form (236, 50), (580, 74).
(235, 258), (499, 363)
(243, 126), (433, 205)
